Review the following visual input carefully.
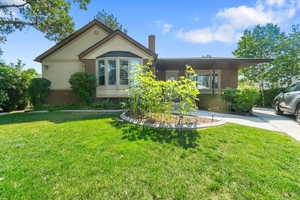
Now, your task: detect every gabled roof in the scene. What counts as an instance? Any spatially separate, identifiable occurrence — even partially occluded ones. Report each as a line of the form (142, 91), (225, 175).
(79, 30), (157, 59)
(35, 19), (113, 62)
(157, 57), (273, 69)
(97, 51), (142, 58)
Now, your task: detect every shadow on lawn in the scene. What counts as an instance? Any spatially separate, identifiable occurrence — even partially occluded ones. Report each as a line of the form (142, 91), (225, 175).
(0, 112), (119, 125)
(111, 119), (200, 149)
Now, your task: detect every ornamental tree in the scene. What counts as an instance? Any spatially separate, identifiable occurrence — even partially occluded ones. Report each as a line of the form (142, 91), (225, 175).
(128, 63), (199, 125)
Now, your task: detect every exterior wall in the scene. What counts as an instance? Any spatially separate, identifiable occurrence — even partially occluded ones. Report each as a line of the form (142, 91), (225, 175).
(158, 68), (239, 90)
(42, 25), (109, 90)
(42, 61), (83, 89)
(82, 59), (96, 74)
(44, 26), (109, 60)
(159, 68), (226, 94)
(221, 68), (238, 89)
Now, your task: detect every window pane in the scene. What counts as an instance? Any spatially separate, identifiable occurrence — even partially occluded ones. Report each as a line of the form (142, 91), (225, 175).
(108, 60), (116, 85)
(129, 60), (141, 72)
(98, 60), (105, 85)
(129, 60), (141, 85)
(211, 73), (219, 89)
(120, 60), (129, 85)
(195, 75), (210, 89)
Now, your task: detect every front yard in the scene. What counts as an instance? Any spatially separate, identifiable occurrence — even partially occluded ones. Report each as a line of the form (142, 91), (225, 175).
(0, 112), (299, 199)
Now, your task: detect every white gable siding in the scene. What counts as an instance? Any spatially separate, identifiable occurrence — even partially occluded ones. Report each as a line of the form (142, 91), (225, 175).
(44, 25), (109, 61)
(82, 35), (153, 60)
(42, 25), (109, 89)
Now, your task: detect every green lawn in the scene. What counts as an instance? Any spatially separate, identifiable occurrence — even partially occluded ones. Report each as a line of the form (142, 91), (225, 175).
(0, 112), (299, 200)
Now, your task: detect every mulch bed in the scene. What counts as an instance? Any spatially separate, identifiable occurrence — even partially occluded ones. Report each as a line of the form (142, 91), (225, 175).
(127, 112), (219, 127)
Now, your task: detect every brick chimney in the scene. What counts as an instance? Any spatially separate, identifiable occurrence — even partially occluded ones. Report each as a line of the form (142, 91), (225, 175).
(148, 35), (155, 53)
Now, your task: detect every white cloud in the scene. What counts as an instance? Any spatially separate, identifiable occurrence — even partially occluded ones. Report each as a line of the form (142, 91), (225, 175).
(177, 24), (240, 43)
(155, 20), (173, 34)
(216, 5), (276, 27)
(266, 0), (285, 7)
(162, 23), (173, 33)
(177, 0), (299, 44)
(0, 0), (25, 4)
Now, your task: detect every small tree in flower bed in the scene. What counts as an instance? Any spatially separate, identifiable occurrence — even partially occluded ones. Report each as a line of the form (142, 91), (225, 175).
(128, 63), (199, 125)
(172, 66), (200, 124)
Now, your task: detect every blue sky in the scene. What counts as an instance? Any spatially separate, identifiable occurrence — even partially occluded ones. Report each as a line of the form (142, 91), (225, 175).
(1, 0), (300, 73)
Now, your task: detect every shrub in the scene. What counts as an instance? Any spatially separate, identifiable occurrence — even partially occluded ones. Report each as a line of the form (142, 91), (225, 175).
(28, 78), (51, 107)
(236, 87), (260, 112)
(221, 88), (238, 111)
(221, 86), (259, 113)
(0, 64), (36, 112)
(69, 72), (96, 105)
(0, 89), (9, 108)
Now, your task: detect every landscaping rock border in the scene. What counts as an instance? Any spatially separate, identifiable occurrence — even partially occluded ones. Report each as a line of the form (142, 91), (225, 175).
(26, 110), (49, 113)
(120, 112), (227, 129)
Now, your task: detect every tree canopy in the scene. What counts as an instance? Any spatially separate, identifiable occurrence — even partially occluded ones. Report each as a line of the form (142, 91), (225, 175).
(0, 0), (91, 42)
(234, 23), (300, 88)
(233, 24), (284, 88)
(272, 25), (300, 87)
(95, 9), (127, 33)
(233, 23), (300, 105)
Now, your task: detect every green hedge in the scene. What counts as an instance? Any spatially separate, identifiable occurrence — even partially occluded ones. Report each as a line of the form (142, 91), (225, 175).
(256, 88), (283, 107)
(69, 72), (96, 105)
(221, 87), (260, 113)
(28, 78), (51, 107)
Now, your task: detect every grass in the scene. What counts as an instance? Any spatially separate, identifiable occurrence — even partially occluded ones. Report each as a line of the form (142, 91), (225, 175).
(33, 101), (126, 111)
(0, 112), (299, 200)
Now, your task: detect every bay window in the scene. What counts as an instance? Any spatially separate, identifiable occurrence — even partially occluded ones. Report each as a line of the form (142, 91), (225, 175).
(96, 57), (141, 86)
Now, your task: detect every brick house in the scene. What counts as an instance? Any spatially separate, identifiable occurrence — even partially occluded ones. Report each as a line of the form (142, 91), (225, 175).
(35, 19), (272, 105)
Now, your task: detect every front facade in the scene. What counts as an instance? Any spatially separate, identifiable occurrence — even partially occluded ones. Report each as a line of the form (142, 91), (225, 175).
(35, 20), (272, 105)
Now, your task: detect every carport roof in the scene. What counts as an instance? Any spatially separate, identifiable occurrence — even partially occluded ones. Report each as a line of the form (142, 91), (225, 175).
(157, 57), (273, 69)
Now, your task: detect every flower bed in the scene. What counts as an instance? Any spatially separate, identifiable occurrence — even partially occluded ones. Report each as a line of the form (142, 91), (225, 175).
(120, 112), (226, 129)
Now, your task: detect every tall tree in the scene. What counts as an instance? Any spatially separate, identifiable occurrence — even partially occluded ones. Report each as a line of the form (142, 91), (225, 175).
(271, 25), (300, 87)
(95, 9), (127, 33)
(0, 0), (91, 42)
(233, 24), (285, 105)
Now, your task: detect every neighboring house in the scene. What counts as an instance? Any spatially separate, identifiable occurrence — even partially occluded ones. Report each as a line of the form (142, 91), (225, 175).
(35, 19), (272, 105)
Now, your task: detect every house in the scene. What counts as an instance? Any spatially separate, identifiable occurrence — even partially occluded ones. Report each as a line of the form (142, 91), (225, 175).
(35, 19), (272, 105)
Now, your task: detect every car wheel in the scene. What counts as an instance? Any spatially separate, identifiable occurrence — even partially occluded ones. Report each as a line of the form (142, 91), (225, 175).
(296, 106), (300, 124)
(275, 102), (283, 115)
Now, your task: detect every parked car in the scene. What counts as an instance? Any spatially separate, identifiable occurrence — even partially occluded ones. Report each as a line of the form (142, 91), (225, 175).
(273, 81), (300, 124)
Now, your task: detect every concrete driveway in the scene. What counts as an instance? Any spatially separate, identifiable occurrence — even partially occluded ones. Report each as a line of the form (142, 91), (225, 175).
(252, 108), (299, 141)
(194, 108), (300, 141)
